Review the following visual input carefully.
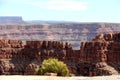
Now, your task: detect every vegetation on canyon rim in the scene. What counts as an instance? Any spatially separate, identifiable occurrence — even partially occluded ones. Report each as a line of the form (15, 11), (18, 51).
(35, 58), (70, 76)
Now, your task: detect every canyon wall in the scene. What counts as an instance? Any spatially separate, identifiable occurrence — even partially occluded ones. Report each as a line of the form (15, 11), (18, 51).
(0, 23), (120, 49)
(0, 40), (76, 75)
(0, 16), (24, 23)
(0, 33), (120, 76)
(79, 33), (120, 76)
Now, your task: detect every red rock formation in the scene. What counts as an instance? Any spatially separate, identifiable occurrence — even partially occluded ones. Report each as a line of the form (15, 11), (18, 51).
(0, 40), (74, 75)
(79, 33), (120, 76)
(0, 33), (120, 76)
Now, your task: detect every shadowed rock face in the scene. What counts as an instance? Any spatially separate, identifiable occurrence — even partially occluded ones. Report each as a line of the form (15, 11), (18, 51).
(0, 33), (120, 76)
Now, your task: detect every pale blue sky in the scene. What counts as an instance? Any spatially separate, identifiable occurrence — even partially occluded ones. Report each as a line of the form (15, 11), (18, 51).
(0, 0), (120, 22)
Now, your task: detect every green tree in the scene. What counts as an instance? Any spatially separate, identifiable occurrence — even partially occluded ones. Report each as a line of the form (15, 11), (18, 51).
(35, 58), (70, 76)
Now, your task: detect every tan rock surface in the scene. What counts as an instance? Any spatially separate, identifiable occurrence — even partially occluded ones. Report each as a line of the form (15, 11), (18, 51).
(0, 75), (120, 80)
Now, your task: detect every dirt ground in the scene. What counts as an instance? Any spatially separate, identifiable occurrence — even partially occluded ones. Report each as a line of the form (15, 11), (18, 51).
(0, 75), (120, 80)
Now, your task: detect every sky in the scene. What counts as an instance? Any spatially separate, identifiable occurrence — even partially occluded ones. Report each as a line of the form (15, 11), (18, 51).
(0, 0), (120, 23)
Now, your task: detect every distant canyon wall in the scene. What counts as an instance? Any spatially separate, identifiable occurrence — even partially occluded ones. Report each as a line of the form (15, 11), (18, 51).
(0, 16), (24, 23)
(0, 23), (120, 49)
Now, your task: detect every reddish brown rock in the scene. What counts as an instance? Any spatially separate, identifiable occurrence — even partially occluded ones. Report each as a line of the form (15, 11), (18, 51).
(0, 33), (120, 76)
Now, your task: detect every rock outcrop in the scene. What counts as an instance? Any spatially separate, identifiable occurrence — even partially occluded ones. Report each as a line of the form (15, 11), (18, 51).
(0, 32), (120, 76)
(79, 33), (120, 76)
(0, 40), (74, 75)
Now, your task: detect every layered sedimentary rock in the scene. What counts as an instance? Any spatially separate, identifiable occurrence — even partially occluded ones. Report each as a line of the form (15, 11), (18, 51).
(0, 39), (25, 74)
(0, 40), (75, 75)
(0, 23), (120, 49)
(0, 32), (120, 76)
(79, 33), (120, 76)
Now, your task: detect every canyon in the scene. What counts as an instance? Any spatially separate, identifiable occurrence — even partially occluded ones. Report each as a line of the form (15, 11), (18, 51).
(0, 17), (120, 76)
(0, 23), (120, 49)
(0, 32), (119, 76)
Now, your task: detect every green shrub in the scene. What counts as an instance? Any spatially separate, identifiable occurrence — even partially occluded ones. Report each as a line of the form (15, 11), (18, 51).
(35, 58), (70, 76)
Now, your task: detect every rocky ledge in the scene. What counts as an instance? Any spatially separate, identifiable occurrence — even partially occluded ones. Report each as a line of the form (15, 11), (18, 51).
(0, 32), (120, 76)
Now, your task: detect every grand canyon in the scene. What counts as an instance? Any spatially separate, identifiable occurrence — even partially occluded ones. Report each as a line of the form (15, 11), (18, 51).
(0, 17), (120, 76)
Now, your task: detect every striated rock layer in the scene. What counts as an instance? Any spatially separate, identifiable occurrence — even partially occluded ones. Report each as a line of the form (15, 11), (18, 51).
(79, 33), (120, 76)
(0, 33), (120, 76)
(0, 23), (120, 49)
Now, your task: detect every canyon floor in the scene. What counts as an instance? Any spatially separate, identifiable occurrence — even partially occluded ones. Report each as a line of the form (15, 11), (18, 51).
(0, 75), (120, 80)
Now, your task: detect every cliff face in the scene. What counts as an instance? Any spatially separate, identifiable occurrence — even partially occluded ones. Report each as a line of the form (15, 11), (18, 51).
(0, 39), (24, 74)
(0, 33), (120, 76)
(0, 40), (75, 75)
(0, 23), (120, 49)
(0, 16), (24, 23)
(79, 33), (120, 76)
